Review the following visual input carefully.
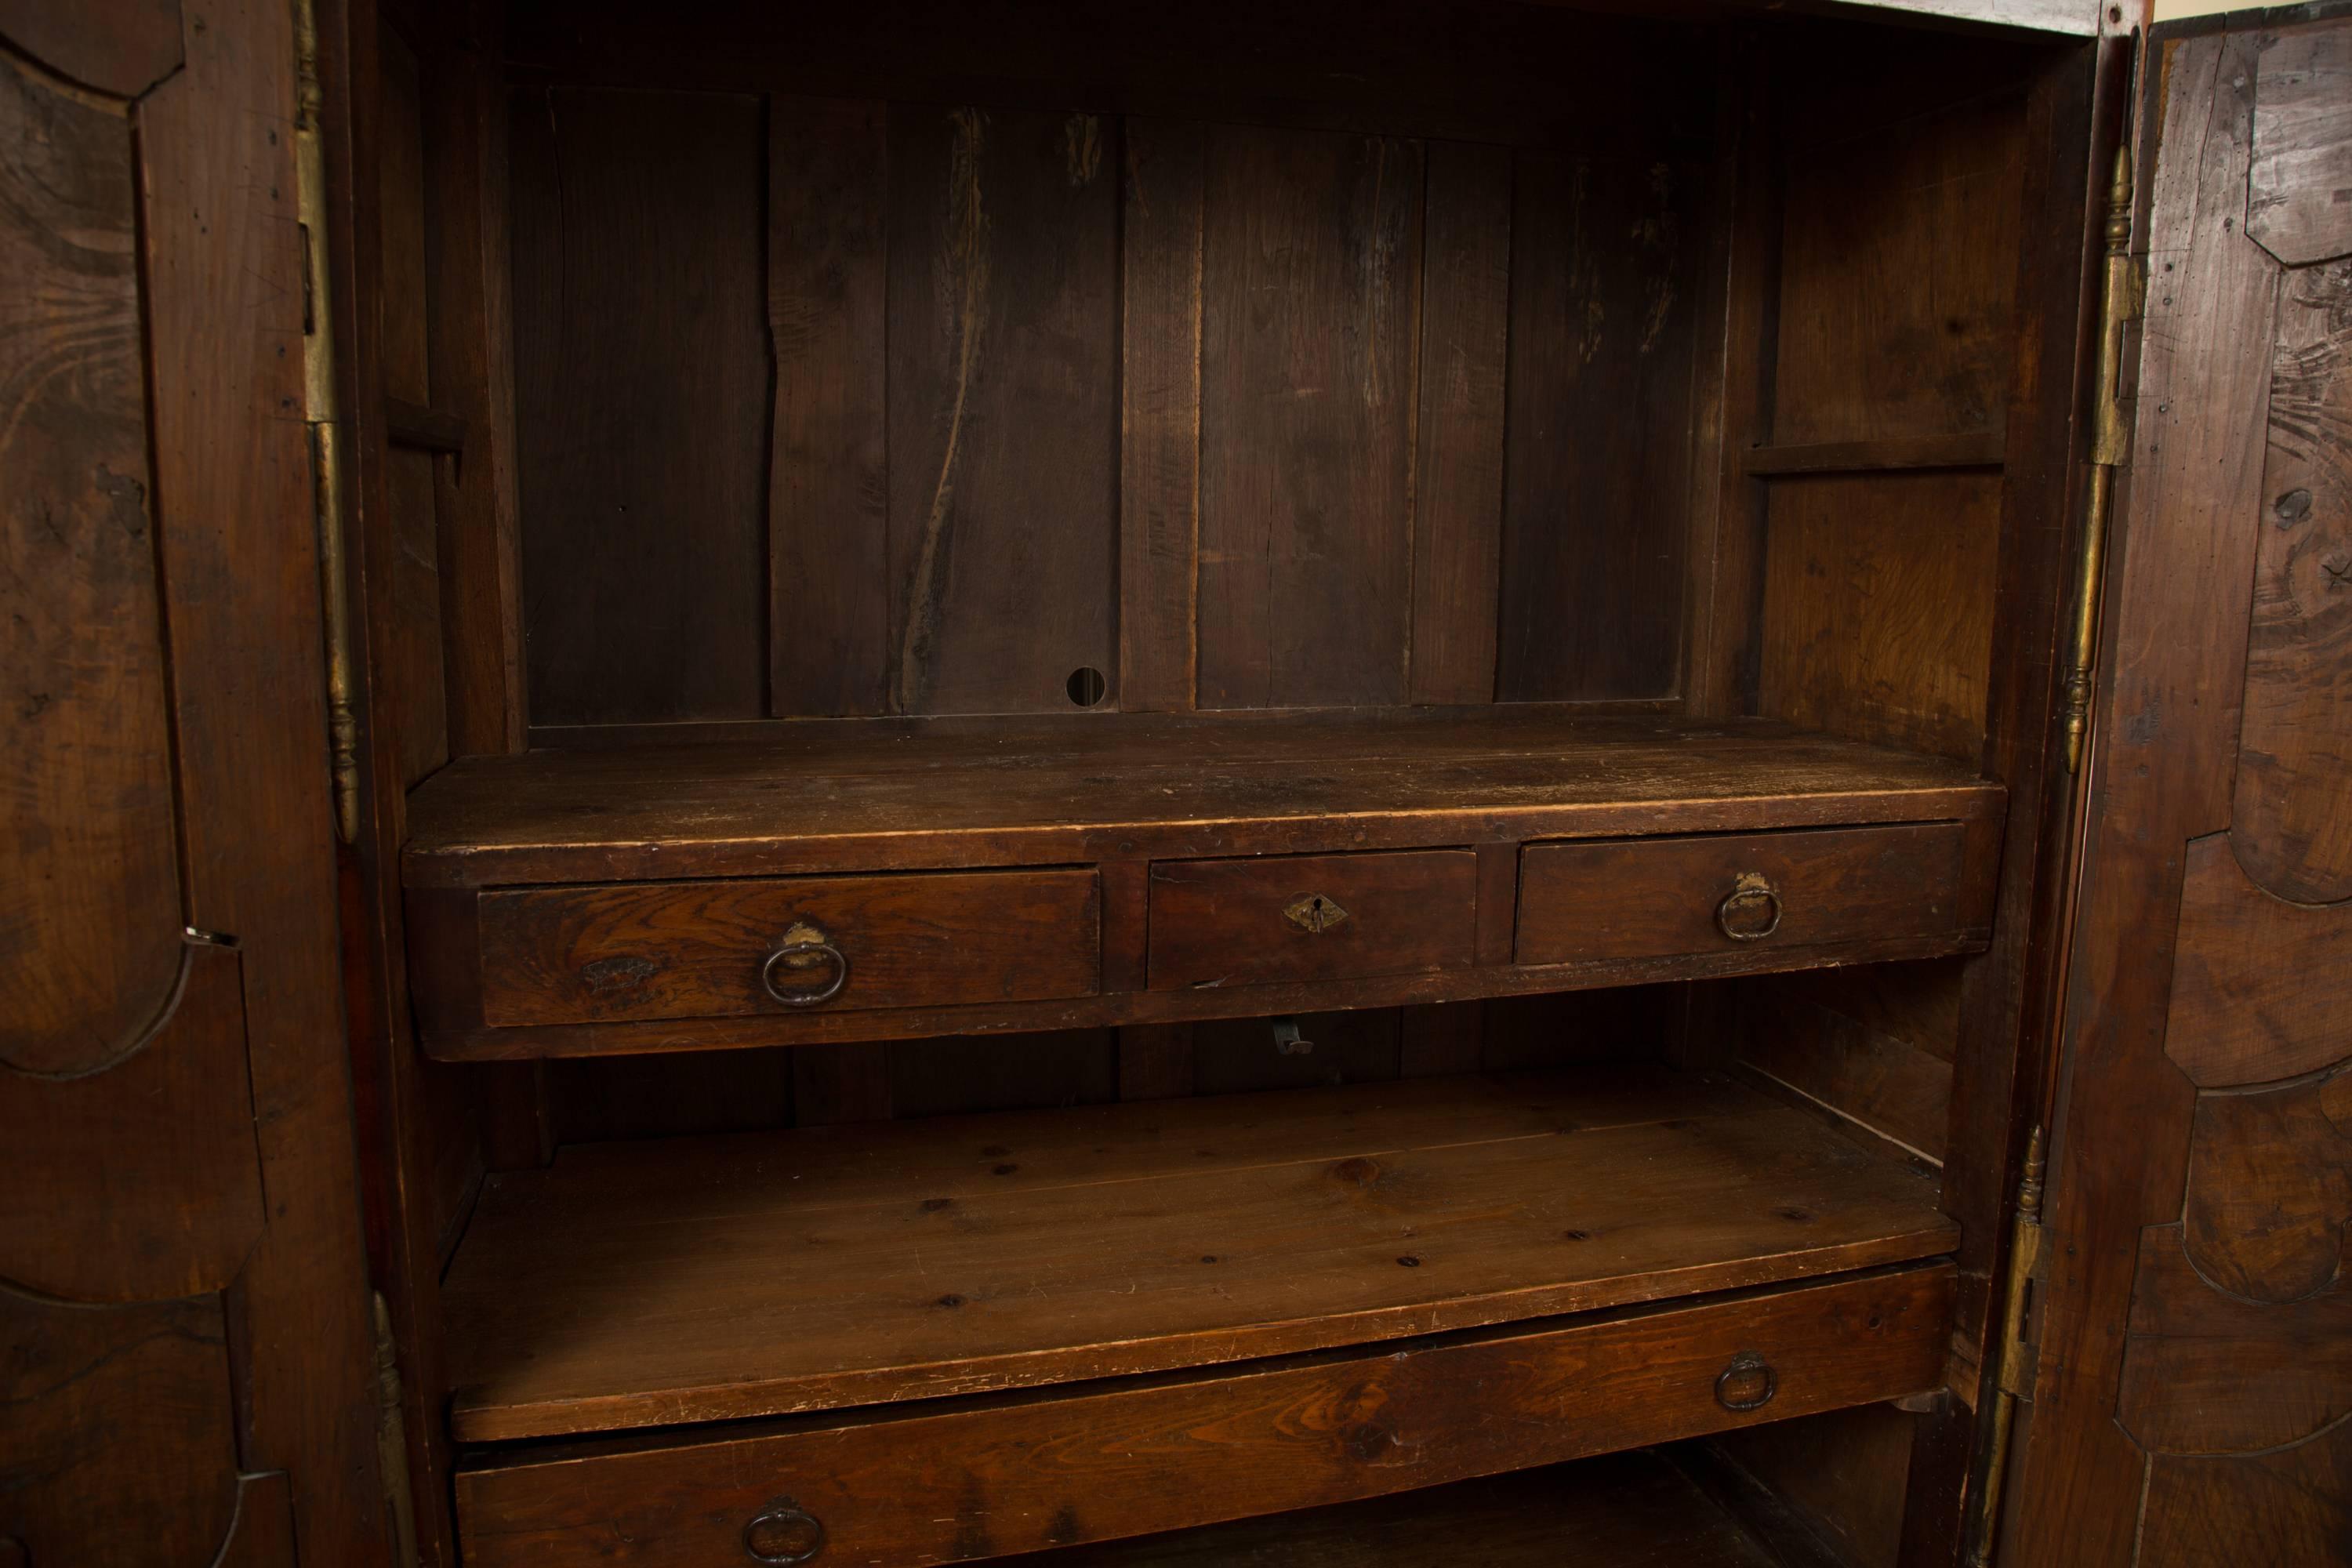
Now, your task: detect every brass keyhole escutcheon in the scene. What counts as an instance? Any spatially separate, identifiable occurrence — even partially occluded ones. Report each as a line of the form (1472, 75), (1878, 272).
(1283, 893), (1351, 934)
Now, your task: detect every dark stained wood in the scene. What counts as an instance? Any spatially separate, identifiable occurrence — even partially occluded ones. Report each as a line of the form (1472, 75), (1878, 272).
(2140, 1421), (2352, 1568)
(549, 1047), (796, 1144)
(1742, 430), (2005, 475)
(2178, 1065), (2350, 1306)
(1759, 471), (2005, 761)
(1190, 1007), (1401, 1094)
(2245, 21), (2352, 268)
(0, 46), (184, 1076)
(1500, 151), (1705, 702)
(441, 1065), (1954, 1440)
(1517, 823), (1975, 967)
(510, 86), (769, 726)
(1704, 1406), (1919, 1568)
(1399, 1002), (1483, 1078)
(404, 710), (2001, 888)
(791, 1043), (893, 1127)
(2231, 250), (2352, 901)
(2167, 831), (2352, 1088)
(1009, 1451), (1792, 1566)
(889, 1028), (1117, 1118)
(384, 394), (465, 452)
(0, 0), (180, 98)
(456, 1265), (1953, 1568)
(466, 868), (1100, 1027)
(1409, 140), (1511, 706)
(770, 96), (891, 719)
(1197, 126), (1421, 709)
(1149, 851), (1479, 991)
(1119, 117), (1204, 713)
(1118, 1022), (1196, 1100)
(887, 105), (1118, 713)
(1736, 971), (1955, 1161)
(1473, 840), (1519, 966)
(2013, 30), (2282, 1566)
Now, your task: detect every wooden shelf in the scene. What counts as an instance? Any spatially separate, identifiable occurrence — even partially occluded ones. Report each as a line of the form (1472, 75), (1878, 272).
(403, 709), (1997, 888)
(442, 1065), (1954, 1443)
(1005, 1452), (1800, 1567)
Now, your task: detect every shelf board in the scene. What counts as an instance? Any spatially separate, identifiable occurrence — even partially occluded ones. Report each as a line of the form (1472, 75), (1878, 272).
(1006, 1452), (1798, 1567)
(443, 1065), (1955, 1443)
(404, 709), (1997, 888)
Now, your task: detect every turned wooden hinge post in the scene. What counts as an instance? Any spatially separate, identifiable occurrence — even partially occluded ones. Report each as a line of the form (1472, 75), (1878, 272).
(295, 0), (360, 843)
(1962, 1126), (2050, 1566)
(2060, 146), (2144, 775)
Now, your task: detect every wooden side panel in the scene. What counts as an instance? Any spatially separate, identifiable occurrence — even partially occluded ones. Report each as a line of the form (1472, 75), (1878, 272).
(1736, 964), (1959, 1162)
(887, 107), (1118, 714)
(2245, 25), (2352, 268)
(769, 98), (891, 719)
(1197, 127), (1422, 709)
(0, 49), (183, 1076)
(1758, 471), (2003, 761)
(1119, 118), (1204, 713)
(1498, 152), (1705, 702)
(511, 87), (769, 726)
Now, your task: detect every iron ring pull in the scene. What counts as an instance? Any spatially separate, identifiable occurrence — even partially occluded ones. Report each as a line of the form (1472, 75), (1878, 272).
(760, 926), (849, 1008)
(1715, 872), (1784, 942)
(741, 1497), (826, 1563)
(1715, 1350), (1777, 1412)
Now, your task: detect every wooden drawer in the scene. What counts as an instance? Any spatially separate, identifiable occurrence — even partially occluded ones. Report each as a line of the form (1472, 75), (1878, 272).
(456, 1263), (1952, 1568)
(448, 869), (1099, 1028)
(1515, 823), (1972, 968)
(1147, 850), (1478, 990)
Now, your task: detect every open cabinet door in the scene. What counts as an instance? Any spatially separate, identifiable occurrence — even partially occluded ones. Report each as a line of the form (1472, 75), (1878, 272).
(2009, 9), (2351, 1566)
(0, 0), (391, 1563)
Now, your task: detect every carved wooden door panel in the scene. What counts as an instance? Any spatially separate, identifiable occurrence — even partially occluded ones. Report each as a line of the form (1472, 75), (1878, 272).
(2011, 13), (2352, 1566)
(0, 1), (388, 1564)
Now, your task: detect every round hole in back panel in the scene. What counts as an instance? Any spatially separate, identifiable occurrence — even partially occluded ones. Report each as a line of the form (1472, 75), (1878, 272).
(1066, 666), (1107, 707)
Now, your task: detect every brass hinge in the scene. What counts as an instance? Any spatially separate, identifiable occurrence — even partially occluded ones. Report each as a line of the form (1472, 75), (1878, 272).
(371, 1294), (421, 1567)
(294, 0), (360, 843)
(1962, 1127), (2051, 1567)
(2060, 147), (2145, 775)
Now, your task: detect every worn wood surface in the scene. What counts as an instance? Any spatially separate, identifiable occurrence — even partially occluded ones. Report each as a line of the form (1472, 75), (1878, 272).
(2246, 23), (2352, 268)
(510, 86), (769, 725)
(405, 711), (1998, 888)
(1147, 851), (1479, 991)
(456, 1265), (1951, 1567)
(0, 0), (180, 97)
(442, 1065), (1953, 1440)
(1119, 118), (1204, 713)
(2166, 832), (2352, 1087)
(470, 868), (1101, 1026)
(1517, 823), (1973, 967)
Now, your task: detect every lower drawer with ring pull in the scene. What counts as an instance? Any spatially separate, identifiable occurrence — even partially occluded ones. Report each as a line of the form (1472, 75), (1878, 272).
(1515, 822), (1973, 969)
(452, 867), (1101, 1028)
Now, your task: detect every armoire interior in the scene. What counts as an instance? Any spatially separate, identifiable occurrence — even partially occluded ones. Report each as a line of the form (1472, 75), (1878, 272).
(343, 0), (2110, 1561)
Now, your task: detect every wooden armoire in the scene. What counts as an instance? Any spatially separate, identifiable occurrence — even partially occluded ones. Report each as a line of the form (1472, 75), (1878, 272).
(4, 0), (2347, 1563)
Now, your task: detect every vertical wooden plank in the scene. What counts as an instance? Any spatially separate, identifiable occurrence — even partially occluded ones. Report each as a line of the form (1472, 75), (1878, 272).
(770, 97), (890, 718)
(890, 1029), (1116, 1118)
(1409, 140), (1511, 706)
(1499, 152), (1705, 701)
(887, 107), (1118, 714)
(1117, 1023), (1196, 1101)
(792, 1045), (894, 1127)
(1199, 127), (1423, 710)
(512, 87), (769, 727)
(1119, 118), (1203, 713)
(1399, 1004), (1483, 1078)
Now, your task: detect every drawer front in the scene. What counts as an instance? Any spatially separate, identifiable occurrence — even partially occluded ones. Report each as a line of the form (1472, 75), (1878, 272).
(475, 869), (1100, 1026)
(1147, 851), (1478, 990)
(1515, 823), (1969, 968)
(458, 1263), (1951, 1568)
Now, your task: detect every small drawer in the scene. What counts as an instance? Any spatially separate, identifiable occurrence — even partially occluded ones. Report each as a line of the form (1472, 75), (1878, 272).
(1147, 850), (1478, 990)
(466, 868), (1100, 1027)
(456, 1263), (1952, 1568)
(1515, 822), (1970, 968)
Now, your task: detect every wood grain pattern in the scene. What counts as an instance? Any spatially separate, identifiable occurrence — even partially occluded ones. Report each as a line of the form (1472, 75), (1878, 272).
(1409, 140), (1510, 706)
(441, 1066), (1954, 1440)
(2181, 1063), (2351, 1306)
(1117, 1022), (1196, 1100)
(456, 1265), (1953, 1567)
(2246, 22), (2352, 268)
(1517, 824), (1973, 967)
(2232, 255), (2352, 901)
(1119, 118), (1204, 713)
(1011, 1453), (1788, 1568)
(887, 106), (1117, 713)
(2140, 1417), (2352, 1568)
(1742, 431), (2005, 476)
(404, 710), (2001, 888)
(1499, 152), (1704, 702)
(0, 47), (183, 1076)
(770, 97), (891, 718)
(511, 87), (769, 725)
(2169, 832), (2352, 1088)
(0, 0), (179, 98)
(1198, 127), (1421, 709)
(1736, 972), (1955, 1161)
(1148, 851), (1479, 991)
(470, 869), (1101, 1027)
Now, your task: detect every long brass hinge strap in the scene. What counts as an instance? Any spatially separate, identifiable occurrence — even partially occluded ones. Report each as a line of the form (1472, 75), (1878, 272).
(2060, 147), (2144, 775)
(294, 0), (360, 844)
